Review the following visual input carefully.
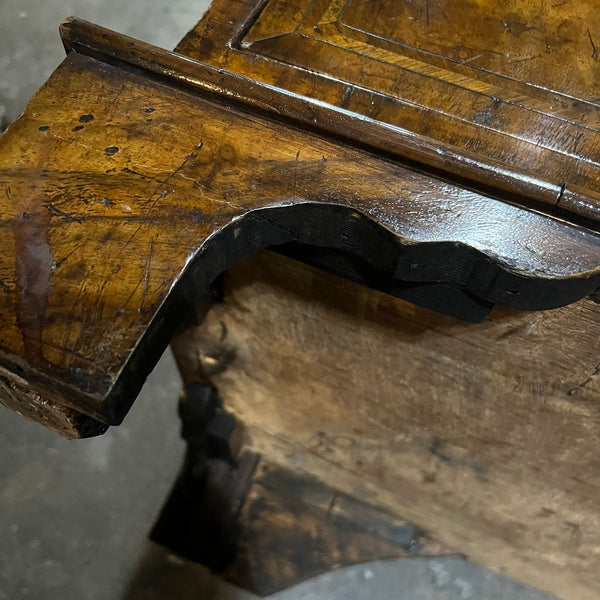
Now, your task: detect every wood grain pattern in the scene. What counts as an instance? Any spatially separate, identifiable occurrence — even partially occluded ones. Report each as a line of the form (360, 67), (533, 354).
(178, 0), (600, 220)
(151, 451), (446, 596)
(3, 19), (600, 432)
(0, 366), (106, 438)
(221, 461), (446, 595)
(172, 250), (600, 600)
(1, 6), (599, 596)
(338, 0), (600, 100)
(3, 4), (600, 435)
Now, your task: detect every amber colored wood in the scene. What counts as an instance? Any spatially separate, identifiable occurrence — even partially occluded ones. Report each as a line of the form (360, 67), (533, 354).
(171, 250), (600, 600)
(177, 0), (600, 221)
(4, 16), (600, 434)
(64, 18), (600, 225)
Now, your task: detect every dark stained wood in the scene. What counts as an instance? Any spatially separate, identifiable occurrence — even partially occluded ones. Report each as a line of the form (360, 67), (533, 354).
(4, 15), (600, 433)
(220, 460), (446, 595)
(151, 452), (446, 596)
(172, 249), (600, 600)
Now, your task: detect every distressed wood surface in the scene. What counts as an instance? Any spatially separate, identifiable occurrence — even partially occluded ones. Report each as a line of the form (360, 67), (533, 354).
(221, 460), (447, 595)
(151, 450), (448, 596)
(0, 365), (107, 438)
(172, 250), (600, 600)
(0, 3), (599, 595)
(3, 15), (600, 433)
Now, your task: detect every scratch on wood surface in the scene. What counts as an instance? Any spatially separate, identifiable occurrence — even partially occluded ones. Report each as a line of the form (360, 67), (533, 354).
(122, 166), (170, 186)
(124, 142), (203, 249)
(117, 276), (144, 317)
(568, 362), (600, 394)
(462, 53), (484, 64)
(139, 236), (155, 314)
(51, 241), (87, 272)
(46, 203), (83, 223)
(293, 150), (300, 198)
(144, 139), (203, 210)
(508, 54), (542, 64)
(112, 84), (126, 107)
(68, 309), (88, 365)
(90, 278), (109, 324)
(326, 492), (339, 516)
(51, 132), (96, 154)
(588, 28), (598, 60)
(148, 190), (170, 211)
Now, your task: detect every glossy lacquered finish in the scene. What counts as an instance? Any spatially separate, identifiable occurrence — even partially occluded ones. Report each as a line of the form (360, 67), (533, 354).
(179, 0), (600, 222)
(1, 1), (600, 435)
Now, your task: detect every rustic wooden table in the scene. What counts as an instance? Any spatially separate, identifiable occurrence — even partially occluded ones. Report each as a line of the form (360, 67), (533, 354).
(1, 2), (599, 598)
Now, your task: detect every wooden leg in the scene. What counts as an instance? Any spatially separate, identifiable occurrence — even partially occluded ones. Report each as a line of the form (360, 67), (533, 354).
(150, 381), (255, 571)
(155, 337), (447, 596)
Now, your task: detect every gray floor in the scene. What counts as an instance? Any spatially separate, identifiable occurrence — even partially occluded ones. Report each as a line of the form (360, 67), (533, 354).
(0, 2), (560, 599)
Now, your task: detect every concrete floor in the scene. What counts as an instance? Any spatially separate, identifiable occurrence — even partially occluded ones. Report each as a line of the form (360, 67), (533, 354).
(0, 2), (559, 599)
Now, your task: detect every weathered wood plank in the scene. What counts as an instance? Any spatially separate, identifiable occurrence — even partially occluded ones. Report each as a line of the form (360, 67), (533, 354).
(151, 450), (447, 596)
(172, 250), (600, 600)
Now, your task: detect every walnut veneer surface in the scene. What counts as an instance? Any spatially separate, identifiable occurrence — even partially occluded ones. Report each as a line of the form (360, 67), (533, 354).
(0, 1), (599, 435)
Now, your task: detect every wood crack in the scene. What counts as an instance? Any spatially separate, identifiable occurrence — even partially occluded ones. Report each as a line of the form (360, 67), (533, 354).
(588, 28), (598, 61)
(569, 362), (600, 394)
(138, 236), (155, 314)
